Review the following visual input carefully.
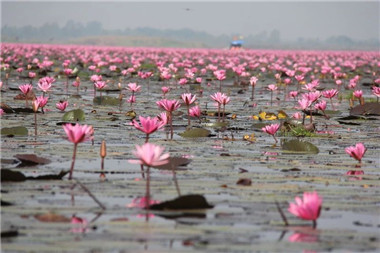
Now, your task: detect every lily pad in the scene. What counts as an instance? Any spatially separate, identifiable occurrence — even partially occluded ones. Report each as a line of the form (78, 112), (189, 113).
(203, 122), (229, 128)
(14, 154), (51, 167)
(1, 169), (69, 182)
(281, 139), (319, 154)
(153, 157), (191, 170)
(149, 194), (214, 211)
(1, 126), (28, 136)
(350, 102), (380, 116)
(178, 128), (211, 138)
(93, 96), (120, 106)
(34, 212), (71, 223)
(62, 109), (85, 122)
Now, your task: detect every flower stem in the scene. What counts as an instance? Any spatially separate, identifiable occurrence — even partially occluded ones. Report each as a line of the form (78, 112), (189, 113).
(187, 105), (190, 127)
(69, 143), (78, 180)
(145, 166), (151, 222)
(169, 111), (174, 140)
(312, 220), (317, 229)
(34, 111), (37, 137)
(251, 86), (255, 101)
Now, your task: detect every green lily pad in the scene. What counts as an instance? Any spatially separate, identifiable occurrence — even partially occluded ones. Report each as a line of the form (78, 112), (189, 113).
(281, 139), (319, 154)
(93, 96), (121, 106)
(203, 122), (229, 128)
(1, 126), (28, 136)
(62, 109), (85, 122)
(179, 128), (211, 138)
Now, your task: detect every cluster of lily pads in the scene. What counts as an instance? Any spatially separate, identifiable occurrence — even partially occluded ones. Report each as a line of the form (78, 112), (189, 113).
(1, 43), (379, 228)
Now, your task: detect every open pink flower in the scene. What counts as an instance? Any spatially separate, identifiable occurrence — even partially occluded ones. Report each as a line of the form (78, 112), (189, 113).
(322, 89), (339, 99)
(36, 95), (48, 109)
(127, 82), (141, 92)
(129, 143), (169, 167)
(156, 99), (181, 112)
(288, 191), (322, 225)
(213, 69), (226, 81)
(353, 90), (363, 99)
(132, 116), (165, 135)
(372, 86), (380, 98)
(95, 81), (107, 90)
(250, 76), (258, 86)
(262, 123), (280, 144)
(267, 84), (278, 91)
(345, 143), (367, 163)
(56, 101), (68, 111)
(38, 76), (55, 92)
(63, 123), (94, 144)
(0, 108), (5, 116)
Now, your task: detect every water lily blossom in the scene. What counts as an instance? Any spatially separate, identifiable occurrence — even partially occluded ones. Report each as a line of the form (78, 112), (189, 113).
(262, 123), (281, 144)
(63, 123), (94, 180)
(345, 143), (367, 163)
(288, 191), (322, 228)
(56, 101), (69, 112)
(132, 116), (166, 142)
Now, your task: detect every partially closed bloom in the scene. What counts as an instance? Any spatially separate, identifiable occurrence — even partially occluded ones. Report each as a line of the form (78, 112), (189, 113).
(63, 123), (94, 144)
(19, 84), (33, 95)
(129, 143), (169, 167)
(189, 105), (201, 118)
(345, 143), (367, 162)
(181, 93), (196, 106)
(353, 90), (363, 99)
(36, 95), (48, 108)
(267, 84), (278, 91)
(288, 191), (322, 221)
(250, 76), (258, 86)
(56, 101), (69, 111)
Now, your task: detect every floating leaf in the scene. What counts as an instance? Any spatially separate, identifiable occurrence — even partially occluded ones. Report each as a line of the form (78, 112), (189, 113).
(15, 154), (51, 167)
(179, 128), (211, 138)
(277, 110), (288, 119)
(1, 126), (28, 136)
(259, 111), (277, 120)
(93, 96), (120, 106)
(62, 109), (85, 122)
(236, 178), (252, 186)
(1, 200), (13, 206)
(1, 230), (19, 238)
(149, 194), (213, 211)
(34, 212), (71, 223)
(1, 169), (69, 182)
(281, 139), (319, 154)
(153, 157), (191, 170)
(350, 102), (380, 116)
(203, 122), (229, 128)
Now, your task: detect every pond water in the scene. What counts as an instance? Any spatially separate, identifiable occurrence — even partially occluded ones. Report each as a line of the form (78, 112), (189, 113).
(1, 51), (380, 252)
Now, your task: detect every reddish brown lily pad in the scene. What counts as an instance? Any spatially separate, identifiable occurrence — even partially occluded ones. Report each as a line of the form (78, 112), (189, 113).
(15, 154), (51, 167)
(350, 102), (380, 116)
(34, 212), (71, 223)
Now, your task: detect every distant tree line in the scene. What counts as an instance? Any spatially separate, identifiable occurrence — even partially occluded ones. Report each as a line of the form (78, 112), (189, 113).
(2, 20), (379, 50)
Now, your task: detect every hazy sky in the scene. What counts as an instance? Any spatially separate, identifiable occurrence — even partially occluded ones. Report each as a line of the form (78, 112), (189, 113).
(1, 0), (379, 41)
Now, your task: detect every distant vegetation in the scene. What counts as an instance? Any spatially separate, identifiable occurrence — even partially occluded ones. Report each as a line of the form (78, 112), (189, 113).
(2, 20), (379, 50)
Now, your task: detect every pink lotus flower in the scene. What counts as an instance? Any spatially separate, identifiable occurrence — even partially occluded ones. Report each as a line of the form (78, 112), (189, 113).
(181, 93), (196, 106)
(90, 74), (102, 83)
(95, 81), (107, 90)
(288, 191), (322, 227)
(292, 112), (302, 119)
(195, 77), (202, 83)
(322, 89), (338, 99)
(345, 143), (367, 163)
(127, 95), (136, 104)
(36, 95), (48, 113)
(63, 123), (94, 180)
(372, 86), (380, 98)
(32, 99), (40, 113)
(178, 78), (188, 86)
(38, 76), (55, 93)
(262, 123), (280, 144)
(213, 69), (226, 81)
(56, 101), (68, 111)
(161, 86), (170, 97)
(345, 170), (364, 176)
(129, 143), (170, 167)
(267, 84), (278, 91)
(0, 108), (4, 116)
(132, 116), (166, 141)
(63, 68), (73, 76)
(289, 91), (298, 98)
(127, 83), (141, 92)
(250, 76), (258, 86)
(353, 90), (363, 99)
(28, 72), (36, 78)
(189, 105), (201, 118)
(63, 123), (94, 145)
(156, 99), (181, 112)
(19, 84), (33, 95)
(71, 216), (89, 234)
(314, 100), (327, 111)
